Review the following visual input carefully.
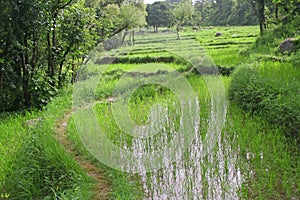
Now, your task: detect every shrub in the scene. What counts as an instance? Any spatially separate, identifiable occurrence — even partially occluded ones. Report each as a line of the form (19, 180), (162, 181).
(229, 65), (300, 140)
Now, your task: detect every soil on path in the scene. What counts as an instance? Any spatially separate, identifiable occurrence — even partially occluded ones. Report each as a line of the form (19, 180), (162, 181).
(55, 111), (112, 200)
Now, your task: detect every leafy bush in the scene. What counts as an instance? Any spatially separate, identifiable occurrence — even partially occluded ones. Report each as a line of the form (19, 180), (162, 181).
(0, 66), (23, 112)
(229, 65), (300, 139)
(29, 70), (58, 108)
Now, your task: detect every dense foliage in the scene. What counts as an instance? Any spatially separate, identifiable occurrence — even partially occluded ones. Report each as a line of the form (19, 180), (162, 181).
(145, 0), (300, 34)
(0, 0), (96, 110)
(145, 0), (258, 28)
(193, 0), (258, 26)
(0, 0), (146, 111)
(146, 1), (173, 32)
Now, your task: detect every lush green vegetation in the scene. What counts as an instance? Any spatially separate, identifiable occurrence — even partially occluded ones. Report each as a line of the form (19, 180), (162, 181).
(1, 0), (299, 111)
(0, 90), (94, 199)
(69, 25), (298, 199)
(229, 18), (300, 141)
(229, 63), (300, 138)
(1, 0), (299, 198)
(2, 24), (299, 199)
(0, 0), (146, 111)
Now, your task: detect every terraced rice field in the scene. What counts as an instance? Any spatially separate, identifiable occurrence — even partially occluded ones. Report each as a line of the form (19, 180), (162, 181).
(69, 26), (299, 199)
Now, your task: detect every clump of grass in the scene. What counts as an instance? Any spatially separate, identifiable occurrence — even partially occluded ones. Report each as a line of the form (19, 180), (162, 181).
(0, 113), (31, 192)
(229, 63), (300, 140)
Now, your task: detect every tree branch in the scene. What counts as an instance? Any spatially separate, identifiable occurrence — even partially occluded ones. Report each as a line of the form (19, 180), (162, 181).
(59, 0), (73, 9)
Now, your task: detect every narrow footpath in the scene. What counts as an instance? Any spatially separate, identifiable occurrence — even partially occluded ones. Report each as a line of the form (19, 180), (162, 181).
(55, 111), (112, 200)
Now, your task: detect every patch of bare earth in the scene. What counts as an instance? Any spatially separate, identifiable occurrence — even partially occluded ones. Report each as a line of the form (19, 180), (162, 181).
(55, 111), (112, 200)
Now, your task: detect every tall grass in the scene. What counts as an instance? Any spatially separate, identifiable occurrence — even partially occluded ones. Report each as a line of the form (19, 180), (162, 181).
(225, 105), (299, 199)
(89, 27), (298, 198)
(229, 62), (300, 139)
(0, 89), (93, 199)
(72, 63), (300, 199)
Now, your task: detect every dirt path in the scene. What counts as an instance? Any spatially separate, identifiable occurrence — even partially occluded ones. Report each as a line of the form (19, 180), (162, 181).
(55, 111), (112, 200)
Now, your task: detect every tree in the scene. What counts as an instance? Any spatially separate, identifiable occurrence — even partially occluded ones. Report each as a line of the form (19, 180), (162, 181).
(118, 2), (147, 45)
(250, 0), (267, 34)
(265, 0), (300, 25)
(146, 1), (173, 32)
(0, 0), (101, 110)
(56, 1), (99, 84)
(173, 0), (193, 39)
(0, 0), (46, 108)
(227, 0), (258, 25)
(259, 0), (267, 34)
(192, 0), (259, 26)
(193, 0), (213, 28)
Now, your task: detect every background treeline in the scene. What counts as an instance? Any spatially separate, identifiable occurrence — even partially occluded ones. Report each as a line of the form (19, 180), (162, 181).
(146, 0), (258, 29)
(193, 0), (258, 26)
(146, 0), (300, 29)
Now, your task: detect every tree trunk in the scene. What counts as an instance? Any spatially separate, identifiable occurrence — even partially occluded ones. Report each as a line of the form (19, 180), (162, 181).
(132, 30), (135, 46)
(47, 13), (58, 83)
(47, 32), (55, 79)
(71, 57), (76, 83)
(258, 0), (266, 35)
(51, 15), (57, 77)
(121, 30), (128, 45)
(58, 47), (71, 86)
(21, 39), (30, 107)
(30, 37), (38, 78)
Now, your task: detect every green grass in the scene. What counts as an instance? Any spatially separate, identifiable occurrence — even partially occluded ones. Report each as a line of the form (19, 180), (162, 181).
(74, 58), (300, 198)
(229, 61), (300, 139)
(225, 105), (299, 199)
(88, 26), (298, 199)
(195, 26), (259, 67)
(0, 89), (94, 199)
(1, 25), (299, 199)
(66, 115), (143, 200)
